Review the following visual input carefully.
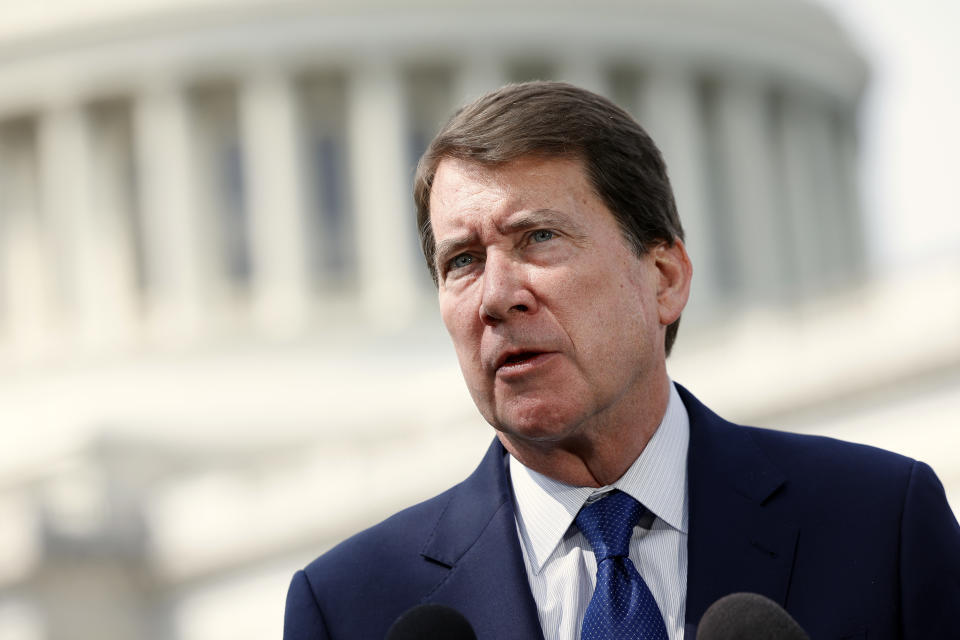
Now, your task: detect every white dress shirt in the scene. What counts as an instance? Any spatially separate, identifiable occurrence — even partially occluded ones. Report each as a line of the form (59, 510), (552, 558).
(509, 382), (690, 639)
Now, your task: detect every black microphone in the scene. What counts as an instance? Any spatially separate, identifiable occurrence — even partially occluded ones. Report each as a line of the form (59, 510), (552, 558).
(385, 604), (477, 640)
(696, 592), (810, 640)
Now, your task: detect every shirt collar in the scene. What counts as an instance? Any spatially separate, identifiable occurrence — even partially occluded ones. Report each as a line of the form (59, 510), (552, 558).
(509, 382), (690, 574)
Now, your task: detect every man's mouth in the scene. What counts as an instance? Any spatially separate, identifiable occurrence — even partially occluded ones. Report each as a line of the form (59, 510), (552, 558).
(495, 350), (552, 371)
(502, 351), (541, 367)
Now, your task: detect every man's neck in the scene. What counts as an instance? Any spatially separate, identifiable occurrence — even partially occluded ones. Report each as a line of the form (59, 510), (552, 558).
(497, 377), (672, 487)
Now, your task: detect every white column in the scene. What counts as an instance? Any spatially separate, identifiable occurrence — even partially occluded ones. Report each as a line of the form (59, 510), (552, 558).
(39, 103), (136, 347)
(89, 105), (142, 329)
(240, 68), (311, 336)
(807, 105), (851, 287)
(637, 66), (717, 316)
(133, 81), (207, 340)
(0, 124), (56, 351)
(781, 99), (855, 294)
(347, 61), (420, 327)
(836, 113), (865, 280)
(712, 78), (787, 304)
(779, 98), (822, 297)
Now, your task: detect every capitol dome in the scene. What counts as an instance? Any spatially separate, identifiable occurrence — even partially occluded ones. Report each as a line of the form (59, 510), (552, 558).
(0, 0), (867, 354)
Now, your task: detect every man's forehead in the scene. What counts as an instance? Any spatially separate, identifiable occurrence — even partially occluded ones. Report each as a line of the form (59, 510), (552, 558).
(429, 158), (507, 216)
(429, 155), (593, 221)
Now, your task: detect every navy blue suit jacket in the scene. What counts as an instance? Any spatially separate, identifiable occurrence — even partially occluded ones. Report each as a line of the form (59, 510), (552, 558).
(284, 386), (960, 639)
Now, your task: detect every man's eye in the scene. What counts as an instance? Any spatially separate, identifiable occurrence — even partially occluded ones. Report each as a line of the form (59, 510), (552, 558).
(448, 254), (475, 270)
(531, 229), (555, 243)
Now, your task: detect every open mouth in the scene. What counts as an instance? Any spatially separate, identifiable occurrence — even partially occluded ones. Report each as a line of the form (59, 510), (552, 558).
(498, 351), (545, 369)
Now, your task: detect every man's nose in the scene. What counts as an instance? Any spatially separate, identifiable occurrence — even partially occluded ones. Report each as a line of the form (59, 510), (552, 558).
(478, 253), (537, 326)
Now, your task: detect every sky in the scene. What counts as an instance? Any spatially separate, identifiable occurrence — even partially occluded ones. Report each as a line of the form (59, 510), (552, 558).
(813, 0), (960, 272)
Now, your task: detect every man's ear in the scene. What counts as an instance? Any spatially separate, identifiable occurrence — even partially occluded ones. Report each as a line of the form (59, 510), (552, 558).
(652, 240), (692, 326)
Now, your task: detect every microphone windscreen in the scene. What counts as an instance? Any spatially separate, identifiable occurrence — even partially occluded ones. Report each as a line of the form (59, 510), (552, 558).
(696, 592), (810, 640)
(386, 604), (477, 640)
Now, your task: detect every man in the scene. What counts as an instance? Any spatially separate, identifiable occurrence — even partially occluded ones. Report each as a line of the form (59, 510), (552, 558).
(284, 82), (960, 639)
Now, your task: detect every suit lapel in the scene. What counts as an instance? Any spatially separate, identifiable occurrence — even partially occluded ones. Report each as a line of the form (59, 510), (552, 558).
(678, 385), (800, 627)
(419, 440), (545, 640)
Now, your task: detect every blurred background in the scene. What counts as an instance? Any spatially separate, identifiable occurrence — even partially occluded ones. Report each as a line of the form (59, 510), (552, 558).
(0, 0), (957, 638)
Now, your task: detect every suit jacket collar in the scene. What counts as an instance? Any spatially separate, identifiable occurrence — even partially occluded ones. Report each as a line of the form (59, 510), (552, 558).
(679, 384), (799, 629)
(420, 439), (546, 640)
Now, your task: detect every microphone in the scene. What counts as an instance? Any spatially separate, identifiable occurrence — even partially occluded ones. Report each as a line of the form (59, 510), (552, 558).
(696, 592), (810, 640)
(385, 604), (477, 640)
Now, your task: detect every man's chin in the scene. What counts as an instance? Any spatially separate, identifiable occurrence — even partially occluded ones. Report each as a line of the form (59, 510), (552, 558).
(491, 412), (582, 445)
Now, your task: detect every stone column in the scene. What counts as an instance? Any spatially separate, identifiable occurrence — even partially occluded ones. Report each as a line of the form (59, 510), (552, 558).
(711, 77), (787, 304)
(780, 98), (856, 295)
(835, 112), (865, 282)
(133, 81), (207, 340)
(0, 121), (55, 350)
(240, 67), (311, 336)
(346, 61), (420, 327)
(637, 66), (717, 316)
(39, 102), (137, 347)
(779, 97), (821, 297)
(807, 104), (852, 288)
(90, 101), (143, 326)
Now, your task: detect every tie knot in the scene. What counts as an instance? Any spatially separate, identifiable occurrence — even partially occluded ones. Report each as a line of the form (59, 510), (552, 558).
(575, 490), (647, 561)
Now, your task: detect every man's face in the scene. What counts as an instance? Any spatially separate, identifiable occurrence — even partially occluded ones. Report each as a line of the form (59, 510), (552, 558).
(431, 155), (686, 448)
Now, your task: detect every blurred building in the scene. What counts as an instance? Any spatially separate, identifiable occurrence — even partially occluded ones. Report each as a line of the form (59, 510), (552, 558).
(0, 1), (956, 639)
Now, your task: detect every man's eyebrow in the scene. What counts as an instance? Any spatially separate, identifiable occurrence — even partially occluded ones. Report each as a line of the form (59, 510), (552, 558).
(434, 233), (478, 269)
(500, 209), (587, 238)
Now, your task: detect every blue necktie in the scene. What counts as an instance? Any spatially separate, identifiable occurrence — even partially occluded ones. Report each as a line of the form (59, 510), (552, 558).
(576, 490), (669, 640)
